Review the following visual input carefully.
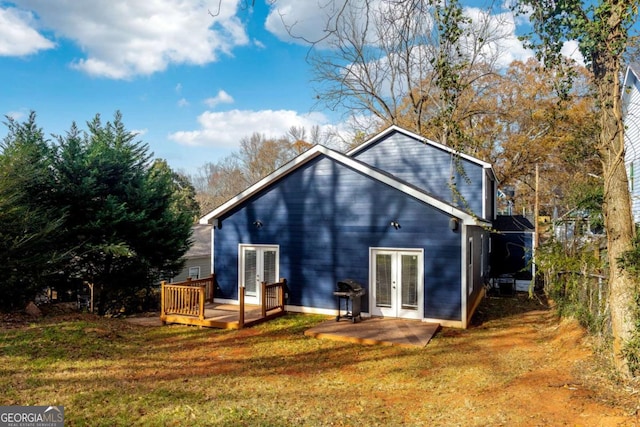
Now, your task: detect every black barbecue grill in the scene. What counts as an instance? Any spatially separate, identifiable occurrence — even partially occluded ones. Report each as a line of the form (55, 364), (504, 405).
(334, 279), (365, 323)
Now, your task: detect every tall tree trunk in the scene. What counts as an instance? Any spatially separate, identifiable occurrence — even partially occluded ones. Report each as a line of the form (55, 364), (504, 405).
(595, 27), (637, 375)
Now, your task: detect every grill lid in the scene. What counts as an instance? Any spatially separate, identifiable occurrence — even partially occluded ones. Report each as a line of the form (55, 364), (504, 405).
(336, 279), (363, 293)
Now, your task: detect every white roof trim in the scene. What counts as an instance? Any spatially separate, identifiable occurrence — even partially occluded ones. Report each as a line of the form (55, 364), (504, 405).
(624, 65), (640, 90)
(347, 125), (494, 170)
(199, 143), (488, 227)
(623, 65), (640, 107)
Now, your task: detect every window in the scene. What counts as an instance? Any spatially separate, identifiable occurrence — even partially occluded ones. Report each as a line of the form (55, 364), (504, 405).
(188, 266), (200, 279)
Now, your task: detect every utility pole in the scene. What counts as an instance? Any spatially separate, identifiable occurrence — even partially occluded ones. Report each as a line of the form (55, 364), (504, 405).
(533, 164), (539, 282)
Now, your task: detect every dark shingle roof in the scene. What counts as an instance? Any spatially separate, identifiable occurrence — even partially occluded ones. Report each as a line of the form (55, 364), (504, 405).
(493, 215), (534, 232)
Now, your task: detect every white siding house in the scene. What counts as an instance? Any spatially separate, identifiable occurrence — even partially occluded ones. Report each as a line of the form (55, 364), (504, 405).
(623, 65), (640, 224)
(171, 224), (212, 282)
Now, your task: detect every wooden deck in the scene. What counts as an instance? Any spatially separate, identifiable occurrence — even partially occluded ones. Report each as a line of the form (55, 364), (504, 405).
(161, 303), (286, 329)
(305, 317), (440, 348)
(160, 276), (287, 329)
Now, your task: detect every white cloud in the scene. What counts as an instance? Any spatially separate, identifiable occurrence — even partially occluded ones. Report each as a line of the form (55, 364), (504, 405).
(561, 40), (585, 66)
(12, 0), (249, 79)
(169, 109), (331, 148)
(266, 1), (537, 69)
(265, 1), (388, 48)
(204, 90), (234, 108)
(265, 1), (329, 44)
(464, 7), (534, 68)
(131, 128), (148, 137)
(5, 109), (27, 121)
(177, 98), (189, 108)
(175, 83), (183, 94)
(0, 7), (54, 56)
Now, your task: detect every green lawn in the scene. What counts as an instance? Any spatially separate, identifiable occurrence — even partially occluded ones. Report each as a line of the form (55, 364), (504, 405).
(0, 303), (635, 426)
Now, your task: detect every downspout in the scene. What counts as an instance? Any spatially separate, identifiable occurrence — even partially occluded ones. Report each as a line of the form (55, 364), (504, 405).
(461, 222), (468, 328)
(210, 220), (216, 275)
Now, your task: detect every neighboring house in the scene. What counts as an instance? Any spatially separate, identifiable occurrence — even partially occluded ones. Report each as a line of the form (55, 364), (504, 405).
(623, 64), (640, 223)
(491, 215), (534, 283)
(199, 126), (497, 328)
(171, 224), (211, 282)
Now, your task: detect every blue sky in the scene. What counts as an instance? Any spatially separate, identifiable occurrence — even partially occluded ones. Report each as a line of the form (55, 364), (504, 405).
(0, 0), (558, 175)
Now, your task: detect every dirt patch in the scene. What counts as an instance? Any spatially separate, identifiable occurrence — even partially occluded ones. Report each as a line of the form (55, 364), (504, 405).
(124, 316), (163, 327)
(0, 302), (89, 329)
(454, 293), (640, 426)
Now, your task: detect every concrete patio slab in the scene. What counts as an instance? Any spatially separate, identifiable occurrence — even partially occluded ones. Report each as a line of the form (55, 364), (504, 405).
(305, 317), (440, 348)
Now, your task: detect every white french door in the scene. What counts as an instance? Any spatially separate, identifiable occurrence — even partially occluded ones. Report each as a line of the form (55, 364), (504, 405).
(370, 248), (423, 320)
(239, 245), (279, 305)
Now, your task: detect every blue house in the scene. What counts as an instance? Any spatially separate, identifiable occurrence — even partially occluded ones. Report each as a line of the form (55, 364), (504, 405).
(199, 126), (496, 328)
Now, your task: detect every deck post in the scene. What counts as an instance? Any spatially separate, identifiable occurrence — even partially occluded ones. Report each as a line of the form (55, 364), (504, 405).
(239, 286), (245, 329)
(279, 279), (286, 310)
(160, 281), (167, 324)
(261, 281), (267, 318)
(198, 286), (205, 320)
(208, 273), (216, 302)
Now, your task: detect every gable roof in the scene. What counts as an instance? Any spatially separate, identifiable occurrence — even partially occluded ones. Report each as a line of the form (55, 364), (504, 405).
(348, 125), (495, 176)
(199, 131), (490, 227)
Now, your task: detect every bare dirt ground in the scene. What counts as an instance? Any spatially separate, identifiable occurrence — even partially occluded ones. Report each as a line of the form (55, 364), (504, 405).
(456, 294), (640, 426)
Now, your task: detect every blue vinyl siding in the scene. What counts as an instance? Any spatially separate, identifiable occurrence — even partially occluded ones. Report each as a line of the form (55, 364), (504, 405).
(214, 155), (463, 321)
(351, 132), (486, 219)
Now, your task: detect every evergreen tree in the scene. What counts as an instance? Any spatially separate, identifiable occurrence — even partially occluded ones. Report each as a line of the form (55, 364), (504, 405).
(51, 112), (195, 314)
(0, 112), (196, 313)
(0, 113), (62, 309)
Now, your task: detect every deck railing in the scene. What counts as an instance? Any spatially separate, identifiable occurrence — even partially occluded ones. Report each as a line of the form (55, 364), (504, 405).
(261, 279), (287, 318)
(183, 274), (215, 303)
(161, 283), (206, 320)
(161, 275), (287, 328)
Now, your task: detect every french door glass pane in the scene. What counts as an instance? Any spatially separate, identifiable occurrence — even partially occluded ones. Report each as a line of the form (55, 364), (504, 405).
(376, 254), (392, 307)
(263, 250), (277, 284)
(401, 254), (418, 310)
(244, 249), (257, 295)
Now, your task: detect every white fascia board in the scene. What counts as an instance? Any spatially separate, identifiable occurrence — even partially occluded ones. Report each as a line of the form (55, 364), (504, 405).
(347, 125), (494, 170)
(623, 65), (640, 94)
(622, 66), (635, 107)
(485, 166), (499, 185)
